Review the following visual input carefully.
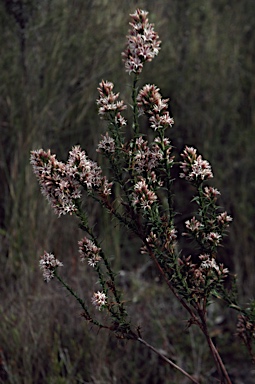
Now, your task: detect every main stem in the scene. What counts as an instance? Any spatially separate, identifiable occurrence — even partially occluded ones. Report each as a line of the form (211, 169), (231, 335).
(147, 245), (232, 383)
(132, 74), (139, 136)
(197, 308), (232, 384)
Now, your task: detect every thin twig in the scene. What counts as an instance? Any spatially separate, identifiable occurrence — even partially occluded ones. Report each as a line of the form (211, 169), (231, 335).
(137, 337), (200, 384)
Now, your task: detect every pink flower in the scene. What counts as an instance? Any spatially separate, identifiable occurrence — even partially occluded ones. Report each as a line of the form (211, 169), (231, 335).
(97, 80), (126, 119)
(97, 132), (115, 154)
(149, 113), (174, 131)
(203, 186), (221, 200)
(67, 146), (112, 195)
(122, 9), (161, 75)
(199, 254), (229, 276)
(164, 227), (178, 251)
(137, 84), (174, 131)
(217, 212), (233, 227)
(68, 146), (100, 187)
(199, 254), (220, 272)
(146, 231), (158, 246)
(31, 147), (113, 217)
(205, 232), (222, 246)
(185, 217), (204, 233)
(132, 137), (163, 174)
(190, 157), (213, 181)
(115, 112), (127, 127)
(39, 251), (63, 282)
(78, 237), (101, 267)
(31, 149), (81, 216)
(137, 84), (162, 113)
(141, 231), (158, 253)
(132, 177), (157, 210)
(180, 146), (213, 182)
(100, 177), (113, 197)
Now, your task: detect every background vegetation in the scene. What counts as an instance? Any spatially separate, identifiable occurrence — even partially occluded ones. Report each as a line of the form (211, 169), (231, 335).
(0, 0), (254, 382)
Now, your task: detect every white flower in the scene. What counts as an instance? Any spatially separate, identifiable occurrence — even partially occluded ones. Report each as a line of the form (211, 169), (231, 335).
(91, 291), (107, 310)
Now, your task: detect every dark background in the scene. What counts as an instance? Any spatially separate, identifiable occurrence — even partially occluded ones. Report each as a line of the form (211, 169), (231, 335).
(0, 1), (254, 382)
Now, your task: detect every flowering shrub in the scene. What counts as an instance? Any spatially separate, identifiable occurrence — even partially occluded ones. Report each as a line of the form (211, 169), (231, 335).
(31, 9), (255, 384)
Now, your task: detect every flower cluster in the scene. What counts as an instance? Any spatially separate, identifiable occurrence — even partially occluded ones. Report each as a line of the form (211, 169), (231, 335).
(39, 251), (63, 282)
(203, 186), (220, 201)
(180, 146), (213, 183)
(132, 177), (157, 211)
(67, 146), (112, 195)
(78, 237), (102, 267)
(68, 146), (100, 188)
(137, 84), (174, 131)
(178, 254), (228, 300)
(132, 136), (163, 173)
(163, 227), (178, 252)
(154, 137), (173, 156)
(96, 80), (127, 125)
(146, 231), (158, 247)
(122, 9), (161, 75)
(199, 254), (228, 275)
(205, 232), (222, 246)
(184, 215), (232, 249)
(140, 231), (158, 254)
(185, 217), (204, 235)
(184, 180), (232, 250)
(30, 149), (81, 216)
(97, 132), (116, 154)
(141, 223), (177, 255)
(31, 146), (112, 216)
(91, 291), (107, 310)
(217, 212), (233, 228)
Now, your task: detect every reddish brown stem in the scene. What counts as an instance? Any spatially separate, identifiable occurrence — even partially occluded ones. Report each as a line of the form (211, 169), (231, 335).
(197, 309), (232, 384)
(147, 246), (198, 322)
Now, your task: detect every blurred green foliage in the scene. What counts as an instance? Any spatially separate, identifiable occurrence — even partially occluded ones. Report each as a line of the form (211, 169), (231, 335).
(0, 0), (255, 382)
